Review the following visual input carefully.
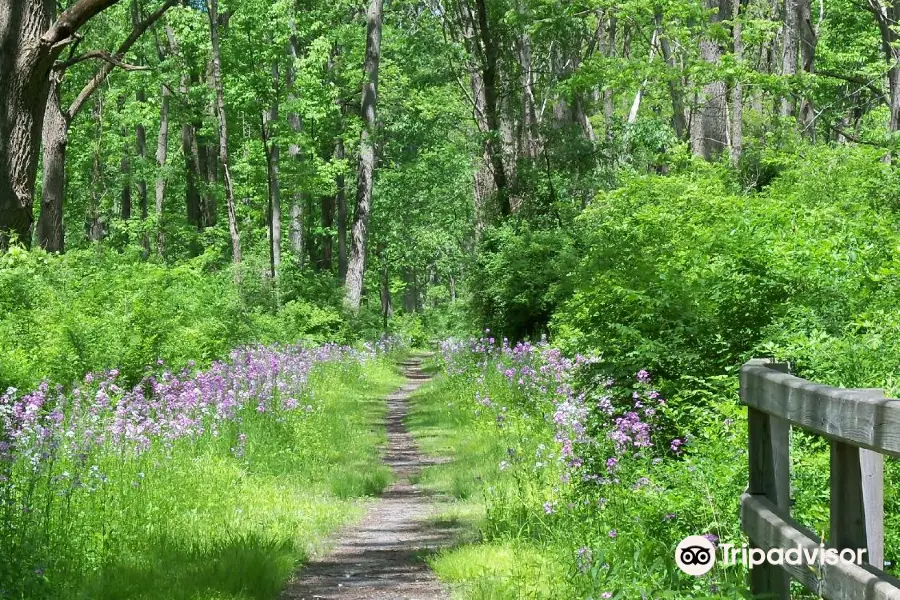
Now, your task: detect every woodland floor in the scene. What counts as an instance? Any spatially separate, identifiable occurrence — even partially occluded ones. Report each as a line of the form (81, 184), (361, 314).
(280, 355), (457, 600)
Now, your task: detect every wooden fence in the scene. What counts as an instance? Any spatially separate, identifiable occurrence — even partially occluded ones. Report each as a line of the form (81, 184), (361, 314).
(740, 358), (900, 599)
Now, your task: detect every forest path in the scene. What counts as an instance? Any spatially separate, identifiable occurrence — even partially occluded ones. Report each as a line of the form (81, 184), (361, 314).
(280, 354), (455, 600)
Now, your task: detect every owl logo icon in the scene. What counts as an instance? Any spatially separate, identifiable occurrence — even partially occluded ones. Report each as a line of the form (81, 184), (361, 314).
(675, 535), (716, 576)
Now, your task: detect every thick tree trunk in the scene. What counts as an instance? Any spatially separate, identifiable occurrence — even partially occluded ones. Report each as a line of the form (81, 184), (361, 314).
(120, 96), (132, 221)
(207, 0), (241, 266)
(336, 137), (347, 279)
(135, 89), (148, 222)
(286, 23), (307, 269)
(32, 0), (174, 251)
(268, 133), (281, 279)
(344, 0), (383, 311)
(869, 1), (900, 132)
(690, 0), (729, 160)
(37, 73), (68, 252)
(473, 0), (510, 216)
(516, 16), (541, 158)
(603, 16), (617, 137)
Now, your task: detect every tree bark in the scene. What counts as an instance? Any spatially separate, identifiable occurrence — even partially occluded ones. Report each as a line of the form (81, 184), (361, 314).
(344, 0), (383, 311)
(690, 0), (729, 160)
(87, 97), (105, 242)
(603, 16), (617, 138)
(336, 137), (347, 279)
(132, 2), (148, 234)
(207, 0), (241, 267)
(867, 0), (900, 132)
(287, 20), (306, 268)
(473, 0), (510, 216)
(380, 255), (393, 330)
(289, 202), (304, 265)
(37, 72), (67, 252)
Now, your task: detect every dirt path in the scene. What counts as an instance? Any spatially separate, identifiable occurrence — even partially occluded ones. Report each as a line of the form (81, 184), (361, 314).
(281, 355), (455, 600)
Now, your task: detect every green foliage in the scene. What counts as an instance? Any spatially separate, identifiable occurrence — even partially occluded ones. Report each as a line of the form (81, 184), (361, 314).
(552, 146), (900, 392)
(0, 248), (356, 392)
(469, 223), (576, 341)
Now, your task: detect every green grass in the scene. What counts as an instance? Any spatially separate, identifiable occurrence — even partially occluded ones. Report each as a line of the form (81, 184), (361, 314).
(406, 374), (570, 600)
(14, 358), (403, 600)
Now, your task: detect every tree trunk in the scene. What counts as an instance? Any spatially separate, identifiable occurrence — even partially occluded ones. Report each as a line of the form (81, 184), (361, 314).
(155, 84), (169, 255)
(344, 0), (383, 311)
(655, 8), (687, 139)
(603, 16), (617, 138)
(135, 91), (148, 217)
(797, 0), (817, 133)
(207, 0), (241, 267)
(730, 0), (744, 166)
(289, 201), (303, 265)
(120, 98), (132, 220)
(780, 0), (799, 117)
(473, 0), (510, 216)
(31, 0), (174, 251)
(869, 0), (900, 133)
(1, 0), (131, 248)
(336, 137), (348, 279)
(37, 73), (68, 252)
(320, 194), (334, 271)
(87, 97), (105, 242)
(690, 0), (729, 160)
(380, 256), (392, 330)
(262, 61), (281, 279)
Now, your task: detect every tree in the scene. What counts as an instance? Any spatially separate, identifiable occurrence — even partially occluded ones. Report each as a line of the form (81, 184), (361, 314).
(206, 0), (241, 267)
(344, 0), (384, 311)
(35, 0), (176, 252)
(0, 0), (125, 248)
(690, 0), (729, 160)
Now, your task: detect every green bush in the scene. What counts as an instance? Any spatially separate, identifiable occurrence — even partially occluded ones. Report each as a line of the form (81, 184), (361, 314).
(551, 146), (900, 390)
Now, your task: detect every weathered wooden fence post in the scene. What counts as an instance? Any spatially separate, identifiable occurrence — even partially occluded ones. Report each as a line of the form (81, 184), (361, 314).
(744, 359), (791, 599)
(739, 358), (900, 600)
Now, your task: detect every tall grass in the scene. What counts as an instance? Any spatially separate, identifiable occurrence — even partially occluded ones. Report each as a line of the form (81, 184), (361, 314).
(409, 338), (753, 599)
(0, 342), (403, 599)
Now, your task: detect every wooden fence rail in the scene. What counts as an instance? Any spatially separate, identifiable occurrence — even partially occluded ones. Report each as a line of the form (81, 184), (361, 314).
(740, 358), (900, 599)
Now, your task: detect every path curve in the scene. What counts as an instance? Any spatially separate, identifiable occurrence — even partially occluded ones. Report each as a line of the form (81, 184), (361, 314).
(281, 355), (454, 600)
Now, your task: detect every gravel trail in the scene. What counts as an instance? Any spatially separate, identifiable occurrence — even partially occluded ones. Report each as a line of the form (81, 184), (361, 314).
(281, 355), (455, 600)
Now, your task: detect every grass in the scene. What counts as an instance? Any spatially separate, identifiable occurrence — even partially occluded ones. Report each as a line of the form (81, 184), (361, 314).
(6, 357), (404, 600)
(405, 371), (570, 600)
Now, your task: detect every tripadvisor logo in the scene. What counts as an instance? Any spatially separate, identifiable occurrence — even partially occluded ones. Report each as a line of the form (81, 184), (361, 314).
(675, 535), (716, 576)
(675, 535), (868, 577)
